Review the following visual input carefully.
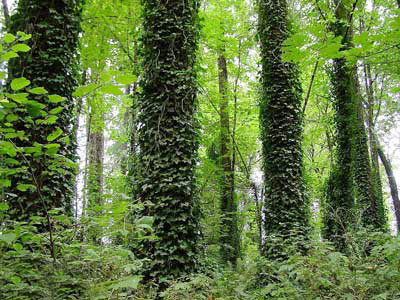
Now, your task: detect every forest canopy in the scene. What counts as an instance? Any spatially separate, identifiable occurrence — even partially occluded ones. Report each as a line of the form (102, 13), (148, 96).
(0, 0), (400, 299)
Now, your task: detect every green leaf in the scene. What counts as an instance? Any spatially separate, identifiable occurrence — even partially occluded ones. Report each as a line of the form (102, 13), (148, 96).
(0, 202), (9, 210)
(115, 74), (137, 85)
(6, 114), (18, 122)
(109, 276), (141, 290)
(44, 143), (60, 155)
(0, 141), (17, 157)
(7, 93), (29, 104)
(100, 84), (124, 96)
(10, 276), (21, 285)
(47, 128), (63, 141)
(73, 83), (98, 97)
(16, 184), (36, 192)
(48, 94), (65, 103)
(3, 33), (15, 43)
(0, 180), (11, 189)
(2, 51), (18, 61)
(17, 31), (31, 41)
(12, 43), (31, 53)
(11, 77), (31, 91)
(13, 243), (23, 252)
(43, 115), (58, 124)
(0, 233), (17, 245)
(49, 106), (64, 115)
(29, 87), (48, 95)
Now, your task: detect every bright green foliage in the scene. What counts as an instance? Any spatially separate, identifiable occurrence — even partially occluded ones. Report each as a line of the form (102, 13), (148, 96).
(4, 0), (82, 223)
(135, 0), (201, 284)
(258, 0), (309, 259)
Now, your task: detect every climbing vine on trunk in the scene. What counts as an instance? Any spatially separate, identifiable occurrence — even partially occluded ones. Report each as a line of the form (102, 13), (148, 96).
(5, 0), (82, 224)
(135, 0), (201, 284)
(258, 0), (309, 259)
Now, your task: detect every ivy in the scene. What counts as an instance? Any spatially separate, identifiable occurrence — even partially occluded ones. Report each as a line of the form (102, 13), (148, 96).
(3, 0), (83, 225)
(135, 0), (201, 285)
(258, 0), (309, 259)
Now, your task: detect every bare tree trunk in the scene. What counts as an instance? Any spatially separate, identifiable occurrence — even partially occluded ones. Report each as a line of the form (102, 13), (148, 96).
(2, 0), (9, 27)
(87, 114), (104, 209)
(377, 146), (400, 233)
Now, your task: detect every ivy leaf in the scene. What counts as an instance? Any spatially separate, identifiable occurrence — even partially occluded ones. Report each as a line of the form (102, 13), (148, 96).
(47, 128), (63, 141)
(115, 74), (137, 85)
(12, 44), (31, 53)
(3, 33), (15, 43)
(44, 143), (60, 155)
(16, 184), (36, 192)
(29, 87), (48, 95)
(11, 77), (31, 91)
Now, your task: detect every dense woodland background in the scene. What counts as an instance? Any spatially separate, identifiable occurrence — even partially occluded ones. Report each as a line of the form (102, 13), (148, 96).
(0, 0), (400, 299)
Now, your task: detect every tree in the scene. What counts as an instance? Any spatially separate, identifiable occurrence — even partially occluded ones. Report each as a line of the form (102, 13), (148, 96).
(258, 0), (309, 259)
(324, 1), (386, 250)
(5, 0), (82, 224)
(135, 0), (200, 283)
(218, 51), (240, 265)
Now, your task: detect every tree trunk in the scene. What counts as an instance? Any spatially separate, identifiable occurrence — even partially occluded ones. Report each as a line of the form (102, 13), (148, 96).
(136, 0), (200, 284)
(5, 0), (82, 225)
(2, 0), (9, 28)
(363, 64), (386, 227)
(86, 114), (104, 210)
(377, 146), (400, 233)
(218, 52), (239, 266)
(258, 0), (309, 259)
(353, 75), (384, 228)
(324, 0), (356, 251)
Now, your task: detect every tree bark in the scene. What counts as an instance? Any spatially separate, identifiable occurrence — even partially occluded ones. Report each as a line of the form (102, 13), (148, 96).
(2, 0), (9, 27)
(377, 146), (400, 233)
(87, 114), (104, 209)
(218, 52), (239, 266)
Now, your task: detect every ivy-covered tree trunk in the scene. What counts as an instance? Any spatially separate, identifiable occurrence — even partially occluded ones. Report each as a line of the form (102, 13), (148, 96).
(258, 0), (309, 259)
(218, 52), (239, 266)
(353, 77), (384, 229)
(324, 0), (358, 251)
(136, 0), (200, 283)
(325, 2), (385, 249)
(6, 0), (81, 223)
(363, 64), (386, 228)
